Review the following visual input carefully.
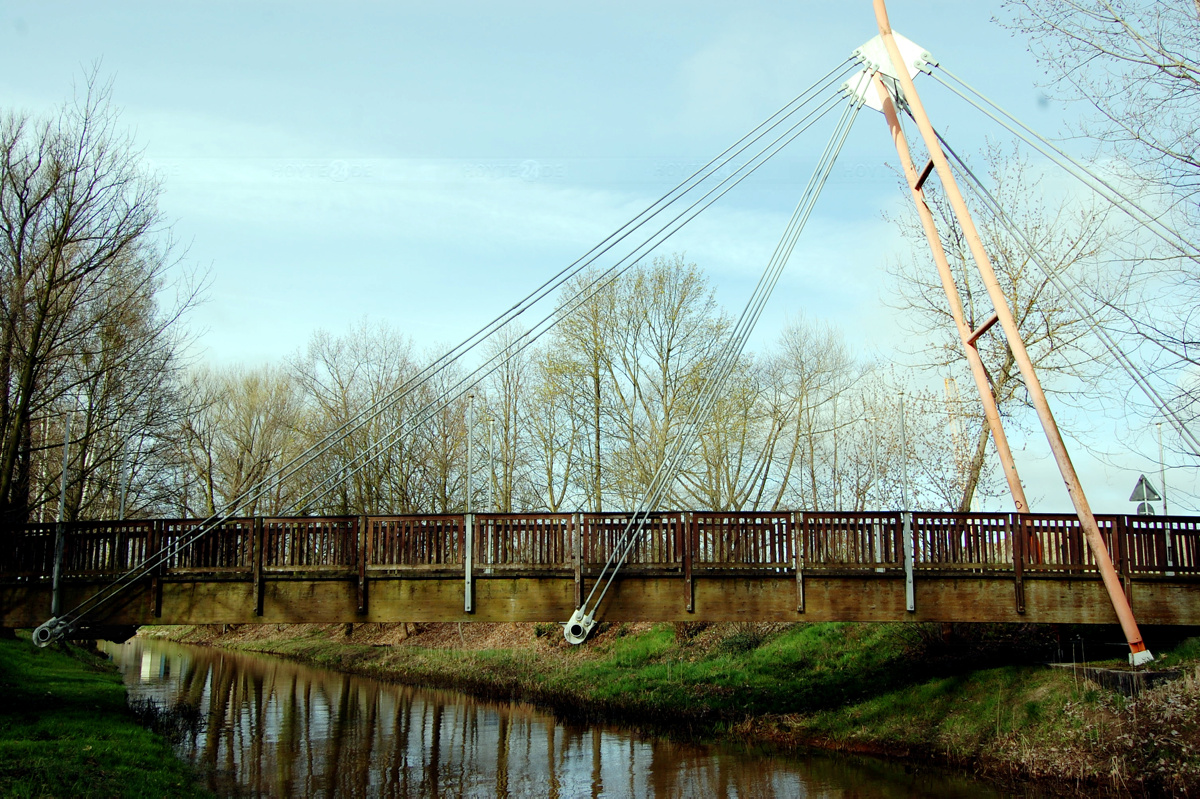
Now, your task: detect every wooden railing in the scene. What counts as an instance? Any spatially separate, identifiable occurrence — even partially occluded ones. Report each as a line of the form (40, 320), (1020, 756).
(369, 515), (464, 569)
(5, 511), (1200, 581)
(801, 512), (903, 569)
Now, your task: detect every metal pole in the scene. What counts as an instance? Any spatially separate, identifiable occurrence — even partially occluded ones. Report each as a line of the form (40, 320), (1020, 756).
(1159, 422), (1175, 574)
(898, 391), (910, 511)
(50, 413), (73, 618)
(870, 417), (878, 498)
(873, 0), (1152, 664)
(466, 393), (474, 514)
(487, 417), (496, 513)
(832, 395), (839, 510)
(1158, 423), (1169, 516)
(898, 394), (915, 611)
(117, 437), (132, 520)
(871, 73), (1029, 514)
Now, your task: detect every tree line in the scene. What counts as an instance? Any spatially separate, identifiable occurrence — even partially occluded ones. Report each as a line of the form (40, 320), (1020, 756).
(165, 256), (988, 520)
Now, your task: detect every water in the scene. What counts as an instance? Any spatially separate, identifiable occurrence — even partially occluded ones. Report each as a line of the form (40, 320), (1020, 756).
(103, 637), (1018, 798)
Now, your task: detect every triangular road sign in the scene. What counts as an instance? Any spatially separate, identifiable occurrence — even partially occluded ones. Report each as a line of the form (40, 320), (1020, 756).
(1130, 474), (1162, 503)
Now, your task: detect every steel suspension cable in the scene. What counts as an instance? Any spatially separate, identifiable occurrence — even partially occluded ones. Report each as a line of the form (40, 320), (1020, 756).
(929, 66), (1200, 262)
(566, 80), (870, 640)
(235, 61), (858, 516)
(933, 127), (1200, 458)
(294, 91), (852, 515)
(207, 63), (856, 522)
(34, 63), (856, 645)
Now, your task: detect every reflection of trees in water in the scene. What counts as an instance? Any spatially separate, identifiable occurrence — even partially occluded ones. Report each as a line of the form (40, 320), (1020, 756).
(120, 640), (995, 798)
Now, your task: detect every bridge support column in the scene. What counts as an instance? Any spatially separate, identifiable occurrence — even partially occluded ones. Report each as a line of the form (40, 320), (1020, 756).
(873, 0), (1152, 664)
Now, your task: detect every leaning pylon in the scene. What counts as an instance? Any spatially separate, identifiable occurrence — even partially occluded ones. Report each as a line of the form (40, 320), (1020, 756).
(860, 0), (1152, 664)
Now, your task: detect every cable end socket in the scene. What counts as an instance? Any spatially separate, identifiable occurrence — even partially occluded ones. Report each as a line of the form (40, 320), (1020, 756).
(33, 617), (71, 648)
(562, 608), (596, 646)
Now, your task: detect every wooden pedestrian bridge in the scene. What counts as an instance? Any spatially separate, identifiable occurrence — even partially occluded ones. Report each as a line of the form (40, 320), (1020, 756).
(4, 510), (1200, 633)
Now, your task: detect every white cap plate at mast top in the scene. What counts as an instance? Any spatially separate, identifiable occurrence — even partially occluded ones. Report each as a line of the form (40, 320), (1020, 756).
(842, 31), (935, 112)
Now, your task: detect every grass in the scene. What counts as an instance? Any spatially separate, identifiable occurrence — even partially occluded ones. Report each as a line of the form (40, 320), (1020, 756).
(0, 632), (210, 798)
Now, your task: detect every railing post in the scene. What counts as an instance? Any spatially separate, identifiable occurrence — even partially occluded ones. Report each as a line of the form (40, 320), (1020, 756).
(902, 511), (915, 612)
(683, 512), (693, 613)
(795, 511), (805, 613)
(357, 515), (368, 615)
(252, 517), (265, 617)
(1165, 515), (1177, 577)
(573, 513), (583, 608)
(873, 515), (886, 573)
(50, 522), (66, 617)
(50, 413), (71, 619)
(1115, 515), (1132, 604)
(1011, 513), (1025, 615)
(464, 513), (474, 613)
(150, 519), (164, 619)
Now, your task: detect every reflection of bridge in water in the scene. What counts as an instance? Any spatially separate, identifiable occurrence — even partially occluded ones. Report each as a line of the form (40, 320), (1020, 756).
(6, 510), (1200, 630)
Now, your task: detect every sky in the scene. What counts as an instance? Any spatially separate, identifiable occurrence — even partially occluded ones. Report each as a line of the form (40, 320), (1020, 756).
(0, 1), (1188, 513)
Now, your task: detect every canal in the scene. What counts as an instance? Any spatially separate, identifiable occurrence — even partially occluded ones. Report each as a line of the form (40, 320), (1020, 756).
(103, 637), (1021, 797)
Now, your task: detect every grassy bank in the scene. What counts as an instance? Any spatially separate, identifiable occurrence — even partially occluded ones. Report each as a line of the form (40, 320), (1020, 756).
(0, 633), (210, 798)
(152, 621), (1200, 795)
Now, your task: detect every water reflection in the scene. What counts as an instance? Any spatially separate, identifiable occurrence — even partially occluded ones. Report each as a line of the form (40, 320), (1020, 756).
(104, 637), (1010, 798)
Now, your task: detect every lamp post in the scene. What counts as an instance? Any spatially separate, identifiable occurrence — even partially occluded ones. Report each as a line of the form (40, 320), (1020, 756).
(898, 391), (910, 511)
(466, 393), (474, 514)
(486, 417), (496, 512)
(1158, 422), (1169, 516)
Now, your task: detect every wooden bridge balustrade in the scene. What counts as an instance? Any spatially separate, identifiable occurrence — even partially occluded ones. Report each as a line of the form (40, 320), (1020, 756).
(161, 518), (254, 573)
(368, 515), (465, 570)
(4, 524), (59, 579)
(262, 517), (357, 571)
(582, 512), (686, 571)
(475, 513), (574, 571)
(911, 513), (1011, 572)
(799, 512), (904, 570)
(4, 510), (1200, 628)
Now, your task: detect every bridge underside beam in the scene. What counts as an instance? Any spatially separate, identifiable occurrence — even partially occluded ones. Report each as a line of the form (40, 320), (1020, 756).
(5, 574), (1200, 628)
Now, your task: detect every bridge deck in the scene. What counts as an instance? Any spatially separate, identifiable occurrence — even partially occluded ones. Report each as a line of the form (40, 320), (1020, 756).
(4, 511), (1199, 628)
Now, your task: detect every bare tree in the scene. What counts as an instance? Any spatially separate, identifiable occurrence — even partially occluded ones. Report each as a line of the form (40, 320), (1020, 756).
(887, 146), (1114, 510)
(0, 71), (196, 524)
(291, 321), (418, 515)
(1004, 0), (1200, 227)
(604, 255), (729, 508)
(178, 366), (302, 517)
(760, 316), (859, 511)
(524, 348), (582, 512)
(481, 327), (533, 513)
(1003, 1), (1200, 447)
(550, 268), (619, 511)
(681, 354), (774, 511)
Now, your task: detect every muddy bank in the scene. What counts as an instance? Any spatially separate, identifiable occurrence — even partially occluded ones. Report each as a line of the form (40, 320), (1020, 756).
(144, 621), (1200, 796)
